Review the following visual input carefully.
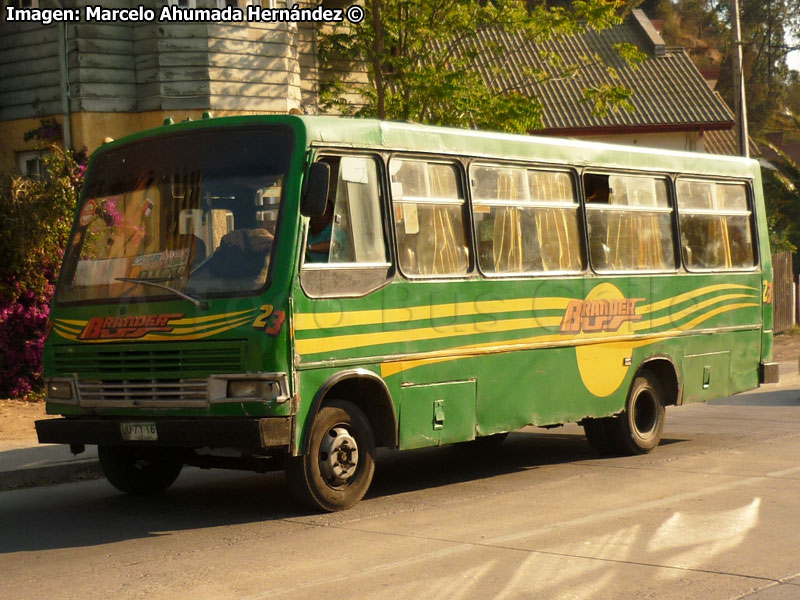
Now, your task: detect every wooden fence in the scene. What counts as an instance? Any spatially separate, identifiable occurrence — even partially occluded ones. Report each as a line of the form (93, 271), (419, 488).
(772, 251), (794, 333)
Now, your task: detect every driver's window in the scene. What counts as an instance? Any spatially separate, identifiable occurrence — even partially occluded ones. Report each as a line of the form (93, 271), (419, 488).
(304, 156), (388, 266)
(301, 155), (392, 297)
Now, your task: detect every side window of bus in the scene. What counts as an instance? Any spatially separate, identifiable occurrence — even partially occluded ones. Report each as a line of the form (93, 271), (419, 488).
(585, 173), (675, 272)
(390, 158), (470, 277)
(676, 180), (755, 270)
(300, 155), (392, 297)
(470, 164), (583, 274)
(304, 156), (388, 266)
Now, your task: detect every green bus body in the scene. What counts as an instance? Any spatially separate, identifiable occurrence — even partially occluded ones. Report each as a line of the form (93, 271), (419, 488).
(37, 115), (776, 510)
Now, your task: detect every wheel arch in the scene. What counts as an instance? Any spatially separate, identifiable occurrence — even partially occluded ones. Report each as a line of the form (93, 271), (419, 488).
(300, 369), (398, 454)
(638, 355), (682, 406)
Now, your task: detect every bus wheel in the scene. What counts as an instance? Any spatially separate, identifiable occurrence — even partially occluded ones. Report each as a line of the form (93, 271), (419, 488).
(286, 400), (376, 512)
(98, 446), (183, 494)
(609, 371), (665, 455)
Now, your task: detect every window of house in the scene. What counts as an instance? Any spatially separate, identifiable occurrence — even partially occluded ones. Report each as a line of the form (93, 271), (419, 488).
(391, 158), (470, 277)
(471, 164), (582, 275)
(6, 0), (40, 9)
(216, 0), (239, 8)
(585, 173), (675, 272)
(676, 179), (755, 270)
(168, 0), (196, 9)
(17, 151), (46, 180)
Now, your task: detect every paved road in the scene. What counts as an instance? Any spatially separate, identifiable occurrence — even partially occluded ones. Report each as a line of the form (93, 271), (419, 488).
(2, 381), (800, 599)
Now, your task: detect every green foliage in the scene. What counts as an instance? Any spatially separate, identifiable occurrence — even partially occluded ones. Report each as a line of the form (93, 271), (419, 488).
(319, 0), (637, 132)
(761, 115), (800, 252)
(0, 141), (86, 398)
(0, 144), (84, 298)
(650, 0), (799, 136)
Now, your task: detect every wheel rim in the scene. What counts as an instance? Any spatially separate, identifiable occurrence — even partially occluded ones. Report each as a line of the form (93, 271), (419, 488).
(319, 425), (359, 487)
(632, 389), (659, 439)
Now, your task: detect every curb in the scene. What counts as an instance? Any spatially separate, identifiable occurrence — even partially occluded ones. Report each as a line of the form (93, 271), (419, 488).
(0, 459), (102, 491)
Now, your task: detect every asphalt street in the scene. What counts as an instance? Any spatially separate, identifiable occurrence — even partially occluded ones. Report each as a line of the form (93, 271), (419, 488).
(2, 377), (800, 599)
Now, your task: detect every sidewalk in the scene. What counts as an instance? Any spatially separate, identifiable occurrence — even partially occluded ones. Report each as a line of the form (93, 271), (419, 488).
(0, 441), (100, 491)
(1, 360), (797, 492)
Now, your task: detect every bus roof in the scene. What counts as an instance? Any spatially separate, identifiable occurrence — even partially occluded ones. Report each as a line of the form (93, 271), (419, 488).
(103, 114), (761, 180)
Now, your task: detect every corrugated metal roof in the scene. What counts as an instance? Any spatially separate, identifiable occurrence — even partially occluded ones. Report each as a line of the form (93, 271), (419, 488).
(440, 11), (734, 132)
(703, 128), (760, 156)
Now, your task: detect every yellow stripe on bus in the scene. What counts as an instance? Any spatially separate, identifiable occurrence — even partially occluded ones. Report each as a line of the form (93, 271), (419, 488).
(637, 283), (758, 315)
(295, 314), (565, 355)
(294, 297), (573, 331)
(634, 293), (757, 331)
(51, 316), (253, 342)
(379, 302), (758, 378)
(295, 284), (758, 333)
(171, 308), (259, 325)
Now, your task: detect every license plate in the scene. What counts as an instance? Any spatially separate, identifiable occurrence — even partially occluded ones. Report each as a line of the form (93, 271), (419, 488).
(120, 421), (158, 441)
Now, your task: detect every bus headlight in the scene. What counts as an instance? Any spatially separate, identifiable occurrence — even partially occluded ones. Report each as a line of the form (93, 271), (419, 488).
(46, 379), (75, 402)
(227, 380), (261, 398)
(209, 373), (289, 404)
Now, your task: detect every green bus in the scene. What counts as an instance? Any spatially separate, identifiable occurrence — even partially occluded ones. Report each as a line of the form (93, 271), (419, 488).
(37, 115), (778, 511)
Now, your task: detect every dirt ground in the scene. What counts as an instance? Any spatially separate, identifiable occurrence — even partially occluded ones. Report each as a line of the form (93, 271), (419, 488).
(0, 398), (46, 443)
(2, 333), (798, 444)
(771, 329), (800, 363)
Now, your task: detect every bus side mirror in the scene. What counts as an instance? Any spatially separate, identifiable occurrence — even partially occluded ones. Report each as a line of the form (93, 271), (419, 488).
(301, 162), (330, 217)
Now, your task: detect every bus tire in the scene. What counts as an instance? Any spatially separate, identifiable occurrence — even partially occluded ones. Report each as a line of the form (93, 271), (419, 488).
(583, 418), (618, 455)
(286, 400), (375, 512)
(98, 446), (183, 495)
(608, 371), (665, 455)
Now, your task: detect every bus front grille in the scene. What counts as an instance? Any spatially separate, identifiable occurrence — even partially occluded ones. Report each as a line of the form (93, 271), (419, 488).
(53, 341), (245, 380)
(77, 379), (208, 408)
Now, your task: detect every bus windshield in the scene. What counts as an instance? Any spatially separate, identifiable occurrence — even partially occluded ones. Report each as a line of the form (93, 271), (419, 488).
(57, 126), (293, 303)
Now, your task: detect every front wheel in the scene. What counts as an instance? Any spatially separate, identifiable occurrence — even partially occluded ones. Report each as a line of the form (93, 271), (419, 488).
(98, 446), (183, 494)
(286, 400), (376, 512)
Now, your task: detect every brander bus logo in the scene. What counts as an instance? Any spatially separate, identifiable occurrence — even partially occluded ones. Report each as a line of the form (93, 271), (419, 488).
(559, 297), (644, 335)
(78, 313), (184, 340)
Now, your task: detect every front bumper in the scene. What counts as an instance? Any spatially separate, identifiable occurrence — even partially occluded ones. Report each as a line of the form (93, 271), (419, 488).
(35, 417), (292, 450)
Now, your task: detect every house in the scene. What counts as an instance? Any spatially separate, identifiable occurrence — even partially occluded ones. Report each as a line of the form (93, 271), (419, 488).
(0, 0), (323, 172)
(475, 9), (737, 154)
(1, 3), (745, 174)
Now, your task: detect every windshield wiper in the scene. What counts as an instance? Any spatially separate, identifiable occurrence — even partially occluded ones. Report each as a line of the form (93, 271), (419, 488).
(115, 277), (208, 309)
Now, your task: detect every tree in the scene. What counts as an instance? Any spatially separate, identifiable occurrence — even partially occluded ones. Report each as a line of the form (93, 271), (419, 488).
(644, 1), (799, 136)
(0, 127), (86, 398)
(761, 113), (800, 252)
(318, 0), (643, 133)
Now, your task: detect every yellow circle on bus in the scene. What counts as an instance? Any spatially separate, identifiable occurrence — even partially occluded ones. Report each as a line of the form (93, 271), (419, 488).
(574, 282), (636, 398)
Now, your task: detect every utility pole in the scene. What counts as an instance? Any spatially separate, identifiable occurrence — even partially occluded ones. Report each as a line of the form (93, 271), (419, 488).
(732, 0), (749, 157)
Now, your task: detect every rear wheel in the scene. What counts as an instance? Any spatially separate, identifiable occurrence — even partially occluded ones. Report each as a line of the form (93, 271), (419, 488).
(286, 400), (376, 512)
(584, 371), (666, 456)
(98, 446), (183, 494)
(608, 371), (665, 455)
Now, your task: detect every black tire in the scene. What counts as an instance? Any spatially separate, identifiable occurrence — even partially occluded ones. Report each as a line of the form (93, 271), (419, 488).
(98, 446), (183, 495)
(583, 418), (618, 456)
(607, 371), (666, 455)
(286, 400), (376, 512)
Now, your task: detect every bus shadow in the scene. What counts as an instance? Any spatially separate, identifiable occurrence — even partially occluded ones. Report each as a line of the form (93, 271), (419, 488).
(0, 469), (300, 554)
(0, 430), (688, 554)
(369, 429), (687, 500)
